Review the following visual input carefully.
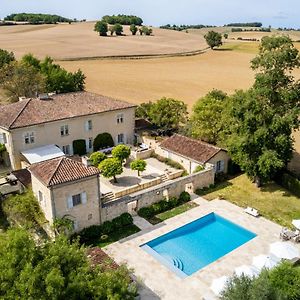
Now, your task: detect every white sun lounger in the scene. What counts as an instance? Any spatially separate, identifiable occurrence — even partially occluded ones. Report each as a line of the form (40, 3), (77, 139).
(244, 207), (259, 217)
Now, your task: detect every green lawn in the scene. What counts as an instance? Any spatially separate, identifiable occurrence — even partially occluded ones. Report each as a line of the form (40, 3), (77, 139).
(219, 42), (259, 54)
(94, 224), (140, 248)
(197, 174), (300, 227)
(147, 202), (198, 225)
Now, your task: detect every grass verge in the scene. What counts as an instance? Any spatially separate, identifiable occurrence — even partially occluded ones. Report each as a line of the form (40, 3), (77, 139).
(196, 174), (300, 227)
(147, 202), (198, 225)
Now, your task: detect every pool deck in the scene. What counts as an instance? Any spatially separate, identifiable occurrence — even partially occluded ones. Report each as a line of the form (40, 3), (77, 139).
(104, 197), (300, 300)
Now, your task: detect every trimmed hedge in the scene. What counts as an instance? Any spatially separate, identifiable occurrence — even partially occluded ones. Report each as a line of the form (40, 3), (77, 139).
(73, 139), (87, 156)
(93, 132), (114, 151)
(137, 192), (191, 219)
(75, 213), (133, 244)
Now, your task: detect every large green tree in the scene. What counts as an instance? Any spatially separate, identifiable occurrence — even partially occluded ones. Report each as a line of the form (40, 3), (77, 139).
(0, 49), (15, 69)
(94, 21), (108, 36)
(99, 158), (123, 183)
(0, 229), (137, 299)
(137, 97), (188, 130)
(204, 31), (223, 49)
(224, 36), (300, 186)
(0, 61), (46, 102)
(189, 89), (227, 144)
(112, 145), (131, 162)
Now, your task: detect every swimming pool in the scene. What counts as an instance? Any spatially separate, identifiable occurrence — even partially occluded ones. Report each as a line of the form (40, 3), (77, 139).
(141, 212), (256, 277)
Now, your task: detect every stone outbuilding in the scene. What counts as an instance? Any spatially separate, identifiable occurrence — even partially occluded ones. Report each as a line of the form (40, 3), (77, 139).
(29, 157), (101, 231)
(159, 134), (230, 174)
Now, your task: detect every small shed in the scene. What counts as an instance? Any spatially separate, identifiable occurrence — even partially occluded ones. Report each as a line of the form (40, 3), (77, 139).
(159, 134), (230, 174)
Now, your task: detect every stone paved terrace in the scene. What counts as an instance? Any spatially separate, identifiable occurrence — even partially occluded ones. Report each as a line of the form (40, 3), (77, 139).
(104, 197), (300, 300)
(100, 157), (177, 194)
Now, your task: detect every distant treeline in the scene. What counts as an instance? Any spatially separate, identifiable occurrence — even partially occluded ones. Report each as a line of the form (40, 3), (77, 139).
(232, 27), (271, 32)
(4, 13), (73, 24)
(225, 22), (262, 27)
(101, 15), (143, 26)
(278, 27), (300, 31)
(160, 24), (215, 31)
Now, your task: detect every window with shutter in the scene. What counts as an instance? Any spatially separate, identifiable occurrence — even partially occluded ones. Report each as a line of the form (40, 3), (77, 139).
(81, 192), (87, 204)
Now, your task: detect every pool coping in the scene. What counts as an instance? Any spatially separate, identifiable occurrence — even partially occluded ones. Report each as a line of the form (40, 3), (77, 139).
(140, 212), (257, 278)
(104, 198), (300, 299)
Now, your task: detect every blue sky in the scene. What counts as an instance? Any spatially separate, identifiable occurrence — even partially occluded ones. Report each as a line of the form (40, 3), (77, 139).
(1, 0), (299, 28)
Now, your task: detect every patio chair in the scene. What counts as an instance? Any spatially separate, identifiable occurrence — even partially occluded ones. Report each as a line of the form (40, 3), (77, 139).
(244, 207), (259, 217)
(280, 227), (297, 241)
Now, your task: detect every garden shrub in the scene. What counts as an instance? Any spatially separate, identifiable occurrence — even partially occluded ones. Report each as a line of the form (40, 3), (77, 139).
(138, 207), (155, 218)
(101, 221), (114, 234)
(72, 139), (87, 156)
(150, 152), (185, 171)
(112, 216), (123, 229)
(119, 213), (133, 226)
(78, 225), (102, 243)
(89, 152), (106, 167)
(93, 132), (114, 151)
(193, 165), (205, 173)
(168, 197), (178, 208)
(179, 191), (191, 204)
(157, 200), (169, 212)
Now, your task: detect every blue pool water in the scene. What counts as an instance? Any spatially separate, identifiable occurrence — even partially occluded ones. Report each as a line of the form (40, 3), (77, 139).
(141, 213), (256, 277)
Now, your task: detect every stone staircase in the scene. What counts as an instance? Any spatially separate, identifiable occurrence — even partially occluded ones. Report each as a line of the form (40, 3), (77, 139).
(101, 192), (115, 203)
(160, 174), (168, 183)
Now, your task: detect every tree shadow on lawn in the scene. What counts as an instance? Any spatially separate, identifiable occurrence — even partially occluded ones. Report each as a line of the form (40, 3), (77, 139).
(260, 182), (296, 198)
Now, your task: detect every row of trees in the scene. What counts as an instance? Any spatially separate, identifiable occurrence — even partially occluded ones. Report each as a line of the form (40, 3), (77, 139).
(94, 21), (152, 36)
(102, 14), (143, 26)
(225, 22), (263, 27)
(160, 24), (214, 31)
(4, 13), (73, 24)
(90, 145), (147, 182)
(0, 50), (85, 102)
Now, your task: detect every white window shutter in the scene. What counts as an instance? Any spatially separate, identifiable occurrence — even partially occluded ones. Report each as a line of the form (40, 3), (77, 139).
(81, 192), (87, 204)
(85, 139), (89, 152)
(84, 121), (89, 132)
(67, 196), (73, 209)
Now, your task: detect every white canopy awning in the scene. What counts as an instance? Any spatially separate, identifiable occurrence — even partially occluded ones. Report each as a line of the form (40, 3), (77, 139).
(21, 144), (65, 164)
(270, 242), (299, 260)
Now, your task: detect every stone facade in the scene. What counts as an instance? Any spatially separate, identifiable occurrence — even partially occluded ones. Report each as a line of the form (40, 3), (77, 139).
(101, 167), (214, 222)
(1, 107), (135, 170)
(31, 174), (101, 231)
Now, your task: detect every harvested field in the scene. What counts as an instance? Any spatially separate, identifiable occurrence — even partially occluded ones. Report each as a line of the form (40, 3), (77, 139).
(0, 22), (207, 60)
(60, 49), (257, 107)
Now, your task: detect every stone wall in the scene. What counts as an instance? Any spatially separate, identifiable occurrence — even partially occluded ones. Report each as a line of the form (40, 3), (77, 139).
(133, 149), (153, 160)
(101, 167), (214, 222)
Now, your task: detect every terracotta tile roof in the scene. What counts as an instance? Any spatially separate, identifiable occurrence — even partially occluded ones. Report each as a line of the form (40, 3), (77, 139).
(12, 169), (32, 187)
(160, 134), (224, 164)
(0, 91), (136, 130)
(29, 157), (100, 187)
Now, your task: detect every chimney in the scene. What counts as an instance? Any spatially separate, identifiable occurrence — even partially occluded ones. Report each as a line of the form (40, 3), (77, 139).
(81, 156), (92, 167)
(38, 93), (50, 100)
(18, 96), (27, 102)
